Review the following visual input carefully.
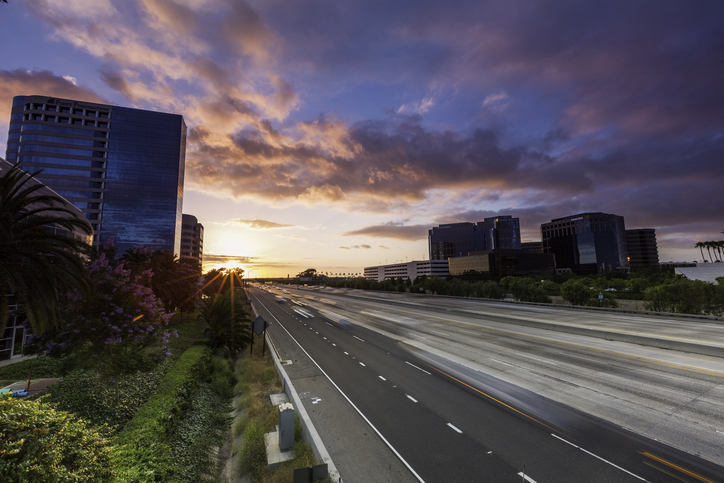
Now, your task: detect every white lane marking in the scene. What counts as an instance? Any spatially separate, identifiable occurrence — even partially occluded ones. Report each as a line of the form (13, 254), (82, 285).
(550, 434), (647, 481)
(429, 330), (448, 336)
(407, 395), (418, 403)
(518, 473), (537, 483)
(353, 335), (365, 342)
(447, 423), (462, 433)
(379, 376), (386, 381)
(489, 358), (514, 367)
(344, 352), (349, 355)
(558, 352), (599, 363)
(323, 337), (327, 340)
(332, 343), (336, 347)
(516, 352), (557, 365)
(252, 296), (426, 483)
(311, 397), (322, 404)
(326, 322), (333, 326)
(359, 362), (366, 367)
(411, 334), (427, 339)
(459, 329), (478, 335)
(405, 361), (432, 375)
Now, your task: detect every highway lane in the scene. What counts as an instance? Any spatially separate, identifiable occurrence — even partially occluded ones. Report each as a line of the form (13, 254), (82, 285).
(294, 288), (724, 467)
(251, 287), (724, 482)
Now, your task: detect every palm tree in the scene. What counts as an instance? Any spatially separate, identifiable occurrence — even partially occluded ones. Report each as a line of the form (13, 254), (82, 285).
(196, 292), (252, 359)
(704, 242), (714, 262)
(696, 242), (707, 262)
(0, 166), (92, 334)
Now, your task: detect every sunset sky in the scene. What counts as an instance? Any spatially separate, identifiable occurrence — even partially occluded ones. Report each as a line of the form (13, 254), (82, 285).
(1, 0), (723, 277)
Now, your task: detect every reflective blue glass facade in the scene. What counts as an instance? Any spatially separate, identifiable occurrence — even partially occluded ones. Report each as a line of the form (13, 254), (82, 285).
(541, 212), (628, 274)
(5, 95), (186, 257)
(428, 215), (521, 260)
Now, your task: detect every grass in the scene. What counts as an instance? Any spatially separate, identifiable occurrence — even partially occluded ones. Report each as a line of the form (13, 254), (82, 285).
(233, 345), (332, 482)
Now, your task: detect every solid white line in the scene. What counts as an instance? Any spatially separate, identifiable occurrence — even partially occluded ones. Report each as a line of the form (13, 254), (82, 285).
(253, 297), (426, 483)
(326, 322), (333, 326)
(379, 376), (386, 381)
(518, 472), (537, 483)
(429, 330), (448, 336)
(407, 395), (418, 403)
(411, 334), (427, 339)
(405, 361), (432, 375)
(550, 434), (647, 481)
(359, 362), (366, 367)
(353, 335), (365, 342)
(447, 423), (462, 433)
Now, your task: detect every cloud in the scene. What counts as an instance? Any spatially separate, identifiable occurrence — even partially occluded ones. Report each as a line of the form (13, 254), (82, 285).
(338, 245), (372, 250)
(225, 218), (294, 230)
(398, 97), (435, 115)
(342, 222), (430, 241)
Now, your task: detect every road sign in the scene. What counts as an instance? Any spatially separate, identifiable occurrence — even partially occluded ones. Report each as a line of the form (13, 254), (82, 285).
(250, 316), (270, 335)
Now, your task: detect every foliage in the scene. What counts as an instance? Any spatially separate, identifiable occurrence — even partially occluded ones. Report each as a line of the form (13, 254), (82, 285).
(167, 382), (233, 482)
(114, 345), (211, 482)
(197, 292), (252, 359)
(30, 250), (176, 376)
(0, 165), (92, 335)
(297, 268), (318, 278)
(500, 277), (551, 303)
(644, 278), (724, 315)
(560, 279), (594, 306)
(239, 421), (267, 481)
(120, 248), (202, 313)
(0, 395), (117, 482)
(40, 359), (172, 433)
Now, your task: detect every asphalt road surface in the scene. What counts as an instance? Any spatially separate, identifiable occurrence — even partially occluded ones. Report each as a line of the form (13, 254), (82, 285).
(251, 286), (724, 483)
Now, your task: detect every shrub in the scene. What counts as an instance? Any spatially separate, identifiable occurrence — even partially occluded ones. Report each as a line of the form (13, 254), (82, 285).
(114, 345), (211, 481)
(0, 355), (66, 381)
(0, 395), (117, 482)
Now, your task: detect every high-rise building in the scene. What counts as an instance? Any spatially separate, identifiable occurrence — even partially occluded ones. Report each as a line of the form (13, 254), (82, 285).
(541, 212), (628, 274)
(429, 215), (521, 260)
(180, 214), (204, 269)
(5, 95), (186, 256)
(625, 229), (659, 269)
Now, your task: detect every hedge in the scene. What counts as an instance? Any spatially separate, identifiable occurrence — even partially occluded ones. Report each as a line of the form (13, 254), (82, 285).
(113, 345), (211, 481)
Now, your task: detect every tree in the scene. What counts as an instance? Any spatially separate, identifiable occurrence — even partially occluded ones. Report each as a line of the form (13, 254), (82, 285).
(197, 292), (252, 359)
(696, 241), (707, 262)
(297, 268), (318, 278)
(30, 249), (175, 375)
(0, 166), (92, 335)
(560, 279), (593, 306)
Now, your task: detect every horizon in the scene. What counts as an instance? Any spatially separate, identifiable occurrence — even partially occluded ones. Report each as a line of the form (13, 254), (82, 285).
(1, 1), (722, 276)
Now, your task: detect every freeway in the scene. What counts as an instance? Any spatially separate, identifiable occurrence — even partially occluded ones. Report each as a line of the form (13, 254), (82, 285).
(250, 286), (724, 482)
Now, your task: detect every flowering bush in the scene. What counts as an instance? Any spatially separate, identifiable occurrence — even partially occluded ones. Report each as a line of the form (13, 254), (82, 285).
(32, 252), (176, 374)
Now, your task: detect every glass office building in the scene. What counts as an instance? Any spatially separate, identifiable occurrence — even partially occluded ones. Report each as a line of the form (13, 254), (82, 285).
(429, 215), (521, 261)
(5, 95), (186, 256)
(541, 212), (628, 274)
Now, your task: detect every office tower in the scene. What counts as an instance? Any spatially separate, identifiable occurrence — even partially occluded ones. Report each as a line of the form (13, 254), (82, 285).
(180, 214), (204, 269)
(428, 215), (521, 260)
(541, 212), (628, 274)
(6, 95), (186, 256)
(625, 229), (659, 269)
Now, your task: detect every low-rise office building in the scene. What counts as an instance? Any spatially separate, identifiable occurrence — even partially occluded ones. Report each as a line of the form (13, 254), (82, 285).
(364, 260), (449, 282)
(180, 214), (203, 270)
(429, 215), (521, 261)
(448, 249), (555, 281)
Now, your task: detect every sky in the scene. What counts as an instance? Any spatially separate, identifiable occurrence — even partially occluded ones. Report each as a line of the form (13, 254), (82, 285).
(1, 0), (723, 277)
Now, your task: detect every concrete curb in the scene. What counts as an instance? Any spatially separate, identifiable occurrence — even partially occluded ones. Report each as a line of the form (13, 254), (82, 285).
(252, 303), (342, 483)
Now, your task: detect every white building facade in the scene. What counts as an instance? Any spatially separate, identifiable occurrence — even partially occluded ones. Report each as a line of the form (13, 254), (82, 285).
(364, 260), (449, 282)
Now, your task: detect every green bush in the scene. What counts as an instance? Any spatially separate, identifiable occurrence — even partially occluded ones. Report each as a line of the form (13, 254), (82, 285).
(239, 421), (267, 481)
(0, 395), (117, 482)
(114, 345), (211, 481)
